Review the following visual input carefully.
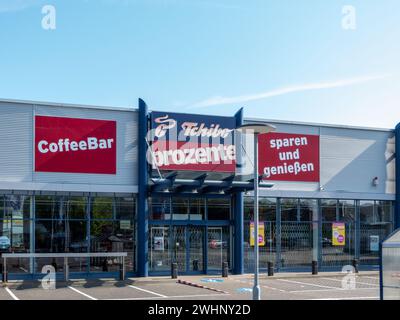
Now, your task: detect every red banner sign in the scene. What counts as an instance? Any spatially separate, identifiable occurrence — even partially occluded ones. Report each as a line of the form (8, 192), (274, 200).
(34, 115), (117, 174)
(258, 132), (320, 182)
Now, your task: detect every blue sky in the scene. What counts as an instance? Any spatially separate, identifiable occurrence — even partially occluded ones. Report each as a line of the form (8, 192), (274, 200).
(0, 0), (399, 128)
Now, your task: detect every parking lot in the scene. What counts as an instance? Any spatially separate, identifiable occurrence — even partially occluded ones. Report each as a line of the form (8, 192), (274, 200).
(0, 272), (380, 300)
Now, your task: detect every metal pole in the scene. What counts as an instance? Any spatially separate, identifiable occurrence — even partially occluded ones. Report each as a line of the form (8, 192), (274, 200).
(253, 133), (260, 300)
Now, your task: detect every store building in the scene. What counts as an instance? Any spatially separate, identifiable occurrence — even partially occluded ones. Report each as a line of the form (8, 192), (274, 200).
(0, 98), (398, 279)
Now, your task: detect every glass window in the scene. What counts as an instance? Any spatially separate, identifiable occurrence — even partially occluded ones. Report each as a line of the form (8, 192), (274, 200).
(91, 197), (113, 219)
(321, 199), (337, 221)
(244, 197), (253, 221)
(4, 195), (31, 220)
(35, 196), (61, 219)
(115, 197), (135, 220)
(172, 198), (189, 220)
(338, 200), (355, 222)
(244, 197), (277, 221)
(376, 201), (393, 223)
(63, 197), (87, 220)
(360, 200), (374, 223)
(189, 198), (205, 220)
(299, 199), (318, 221)
(66, 220), (87, 252)
(0, 219), (31, 253)
(207, 198), (230, 220)
(260, 198), (277, 221)
(150, 197), (171, 220)
(35, 219), (66, 253)
(280, 198), (298, 221)
(90, 220), (114, 252)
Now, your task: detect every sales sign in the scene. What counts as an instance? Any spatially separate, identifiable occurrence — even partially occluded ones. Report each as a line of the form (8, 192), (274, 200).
(258, 132), (320, 182)
(149, 112), (236, 172)
(250, 222), (265, 247)
(332, 222), (346, 246)
(35, 115), (117, 174)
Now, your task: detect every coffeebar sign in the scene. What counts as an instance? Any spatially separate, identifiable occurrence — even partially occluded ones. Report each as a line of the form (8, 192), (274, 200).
(149, 112), (236, 172)
(35, 115), (117, 174)
(258, 132), (320, 182)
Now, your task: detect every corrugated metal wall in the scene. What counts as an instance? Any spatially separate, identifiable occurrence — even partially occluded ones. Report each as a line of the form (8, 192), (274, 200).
(0, 101), (138, 193)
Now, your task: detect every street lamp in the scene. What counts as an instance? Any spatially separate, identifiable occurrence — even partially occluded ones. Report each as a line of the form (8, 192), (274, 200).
(236, 123), (276, 300)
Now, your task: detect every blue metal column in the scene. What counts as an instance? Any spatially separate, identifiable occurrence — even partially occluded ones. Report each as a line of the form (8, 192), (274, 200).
(233, 108), (244, 274)
(138, 98), (149, 277)
(395, 123), (400, 229)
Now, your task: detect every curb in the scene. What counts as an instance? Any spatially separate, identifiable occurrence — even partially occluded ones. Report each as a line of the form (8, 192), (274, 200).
(177, 279), (229, 294)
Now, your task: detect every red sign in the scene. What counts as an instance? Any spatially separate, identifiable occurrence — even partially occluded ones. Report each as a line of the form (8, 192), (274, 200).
(258, 132), (320, 182)
(35, 115), (117, 174)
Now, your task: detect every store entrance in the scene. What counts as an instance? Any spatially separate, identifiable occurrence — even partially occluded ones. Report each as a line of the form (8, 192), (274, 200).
(172, 226), (204, 274)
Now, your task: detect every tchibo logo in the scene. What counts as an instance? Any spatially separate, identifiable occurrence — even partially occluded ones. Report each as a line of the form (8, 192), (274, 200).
(153, 114), (233, 139)
(34, 115), (117, 174)
(154, 115), (177, 138)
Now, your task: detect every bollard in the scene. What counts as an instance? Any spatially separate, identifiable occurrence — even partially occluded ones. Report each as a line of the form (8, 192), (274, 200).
(193, 259), (199, 272)
(119, 263), (125, 281)
(171, 262), (178, 279)
(102, 259), (109, 272)
(222, 262), (228, 278)
(352, 259), (359, 273)
(64, 258), (69, 282)
(312, 260), (318, 275)
(267, 261), (274, 277)
(51, 259), (58, 273)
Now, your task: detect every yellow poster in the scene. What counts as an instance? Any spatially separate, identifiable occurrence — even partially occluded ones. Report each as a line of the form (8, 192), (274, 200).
(332, 222), (346, 246)
(250, 222), (265, 246)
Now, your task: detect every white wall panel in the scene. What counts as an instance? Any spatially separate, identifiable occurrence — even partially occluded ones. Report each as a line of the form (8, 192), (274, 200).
(0, 102), (33, 182)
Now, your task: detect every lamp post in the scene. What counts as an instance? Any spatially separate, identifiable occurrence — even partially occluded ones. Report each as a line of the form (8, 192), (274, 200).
(236, 123), (276, 300)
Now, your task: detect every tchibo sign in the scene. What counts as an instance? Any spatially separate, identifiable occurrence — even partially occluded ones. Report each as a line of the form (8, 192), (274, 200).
(149, 112), (236, 172)
(258, 132), (320, 182)
(34, 115), (117, 174)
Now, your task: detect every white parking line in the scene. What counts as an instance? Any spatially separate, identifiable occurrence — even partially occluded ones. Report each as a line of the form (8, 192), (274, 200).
(321, 277), (379, 287)
(5, 287), (19, 300)
(106, 293), (230, 300)
(262, 285), (287, 293)
(310, 296), (379, 300)
(362, 276), (380, 281)
(128, 285), (167, 298)
(277, 278), (340, 290)
(68, 286), (98, 300)
(290, 287), (377, 293)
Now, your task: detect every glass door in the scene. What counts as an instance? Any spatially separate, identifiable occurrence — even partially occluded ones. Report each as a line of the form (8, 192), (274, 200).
(150, 226), (170, 272)
(207, 227), (222, 270)
(172, 226), (186, 273)
(188, 226), (204, 273)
